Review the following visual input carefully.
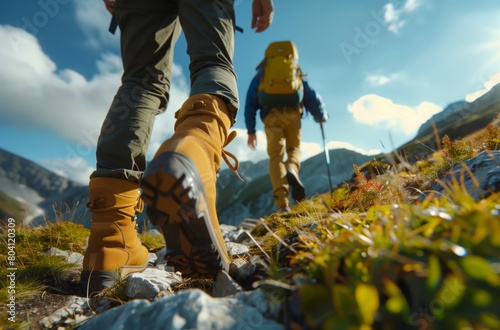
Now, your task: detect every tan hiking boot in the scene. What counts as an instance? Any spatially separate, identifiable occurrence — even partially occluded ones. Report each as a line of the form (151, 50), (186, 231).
(140, 94), (239, 279)
(81, 177), (149, 295)
(286, 166), (305, 202)
(276, 204), (292, 214)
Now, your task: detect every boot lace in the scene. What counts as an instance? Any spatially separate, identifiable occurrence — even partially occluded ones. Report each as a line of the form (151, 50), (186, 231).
(222, 131), (244, 182)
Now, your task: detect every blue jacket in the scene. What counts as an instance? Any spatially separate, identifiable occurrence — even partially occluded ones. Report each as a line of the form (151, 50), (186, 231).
(244, 72), (327, 134)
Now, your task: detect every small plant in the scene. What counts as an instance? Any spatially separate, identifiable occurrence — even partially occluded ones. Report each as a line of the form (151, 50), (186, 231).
(480, 123), (500, 150)
(441, 135), (475, 164)
(138, 227), (165, 251)
(332, 165), (405, 212)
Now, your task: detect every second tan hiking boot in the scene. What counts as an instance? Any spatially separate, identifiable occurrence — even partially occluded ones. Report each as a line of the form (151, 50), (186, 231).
(286, 167), (305, 202)
(141, 94), (238, 279)
(81, 177), (149, 295)
(276, 204), (292, 214)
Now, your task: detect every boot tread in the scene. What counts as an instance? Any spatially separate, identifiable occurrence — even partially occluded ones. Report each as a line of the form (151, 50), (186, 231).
(141, 152), (224, 279)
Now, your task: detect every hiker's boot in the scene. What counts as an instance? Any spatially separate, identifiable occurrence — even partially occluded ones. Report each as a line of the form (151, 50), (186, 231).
(286, 166), (305, 202)
(81, 177), (149, 295)
(276, 204), (292, 215)
(140, 94), (238, 279)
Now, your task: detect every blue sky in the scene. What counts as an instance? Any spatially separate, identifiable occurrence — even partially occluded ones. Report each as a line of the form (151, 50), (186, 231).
(0, 0), (499, 184)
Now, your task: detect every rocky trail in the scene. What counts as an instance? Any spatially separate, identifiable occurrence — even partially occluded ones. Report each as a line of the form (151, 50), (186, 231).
(11, 222), (289, 330)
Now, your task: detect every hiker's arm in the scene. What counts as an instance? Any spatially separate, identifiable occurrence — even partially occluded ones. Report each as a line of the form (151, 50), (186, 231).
(103, 0), (115, 14)
(244, 76), (260, 136)
(252, 0), (274, 32)
(302, 80), (328, 123)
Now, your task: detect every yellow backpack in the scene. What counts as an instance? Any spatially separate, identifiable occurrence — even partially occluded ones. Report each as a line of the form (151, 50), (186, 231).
(257, 41), (306, 109)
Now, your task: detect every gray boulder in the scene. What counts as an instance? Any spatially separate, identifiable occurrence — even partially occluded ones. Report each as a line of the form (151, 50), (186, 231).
(78, 289), (282, 330)
(431, 151), (500, 200)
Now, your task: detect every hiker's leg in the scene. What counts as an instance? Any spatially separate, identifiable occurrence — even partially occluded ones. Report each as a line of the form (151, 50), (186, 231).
(264, 111), (288, 209)
(283, 109), (302, 173)
(179, 0), (239, 116)
(94, 0), (181, 180)
(140, 0), (237, 279)
(283, 109), (305, 202)
(82, 0), (181, 294)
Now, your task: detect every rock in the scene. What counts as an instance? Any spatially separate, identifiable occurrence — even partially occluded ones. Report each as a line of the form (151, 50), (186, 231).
(148, 252), (158, 264)
(155, 243), (250, 264)
(38, 296), (90, 329)
(233, 289), (282, 322)
(43, 247), (84, 266)
(78, 289), (283, 330)
(212, 270), (244, 297)
(126, 268), (182, 300)
(228, 255), (269, 288)
(431, 151), (500, 200)
(226, 242), (250, 256)
(220, 224), (249, 243)
(229, 258), (257, 283)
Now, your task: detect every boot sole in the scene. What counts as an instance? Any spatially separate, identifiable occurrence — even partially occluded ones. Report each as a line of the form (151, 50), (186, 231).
(80, 263), (148, 296)
(286, 170), (306, 202)
(140, 151), (229, 279)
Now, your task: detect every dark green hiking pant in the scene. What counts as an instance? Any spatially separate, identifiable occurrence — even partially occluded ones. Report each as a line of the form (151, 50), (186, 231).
(91, 0), (238, 182)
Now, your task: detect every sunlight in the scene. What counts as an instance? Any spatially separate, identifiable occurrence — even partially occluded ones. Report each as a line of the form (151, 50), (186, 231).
(472, 27), (500, 72)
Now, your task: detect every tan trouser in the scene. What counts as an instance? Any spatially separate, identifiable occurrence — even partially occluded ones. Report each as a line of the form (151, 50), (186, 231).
(263, 108), (302, 208)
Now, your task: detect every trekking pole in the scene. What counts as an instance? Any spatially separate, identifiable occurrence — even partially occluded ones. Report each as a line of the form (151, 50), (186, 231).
(320, 122), (333, 196)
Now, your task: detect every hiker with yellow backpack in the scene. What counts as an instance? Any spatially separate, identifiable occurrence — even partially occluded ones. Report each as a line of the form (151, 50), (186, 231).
(244, 40), (328, 214)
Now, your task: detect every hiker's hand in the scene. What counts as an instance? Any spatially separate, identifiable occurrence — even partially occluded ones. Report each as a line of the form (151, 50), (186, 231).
(248, 134), (257, 150)
(321, 113), (329, 123)
(315, 112), (329, 123)
(252, 0), (274, 32)
(103, 0), (115, 14)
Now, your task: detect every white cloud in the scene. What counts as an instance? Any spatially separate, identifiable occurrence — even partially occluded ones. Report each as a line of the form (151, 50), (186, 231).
(366, 74), (391, 86)
(403, 0), (422, 12)
(466, 72), (500, 102)
(43, 157), (94, 185)
(326, 141), (381, 156)
(300, 141), (323, 161)
(0, 26), (121, 140)
(383, 0), (422, 33)
(384, 3), (405, 33)
(96, 53), (123, 74)
(223, 129), (268, 166)
(74, 0), (118, 50)
(365, 73), (403, 86)
(383, 3), (397, 21)
(348, 94), (441, 135)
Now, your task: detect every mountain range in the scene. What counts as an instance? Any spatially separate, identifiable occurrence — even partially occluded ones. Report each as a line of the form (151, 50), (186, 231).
(1, 83), (498, 228)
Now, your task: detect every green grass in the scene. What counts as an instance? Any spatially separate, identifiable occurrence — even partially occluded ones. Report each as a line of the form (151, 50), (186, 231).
(0, 218), (167, 327)
(0, 219), (90, 328)
(138, 225), (165, 252)
(0, 220), (89, 293)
